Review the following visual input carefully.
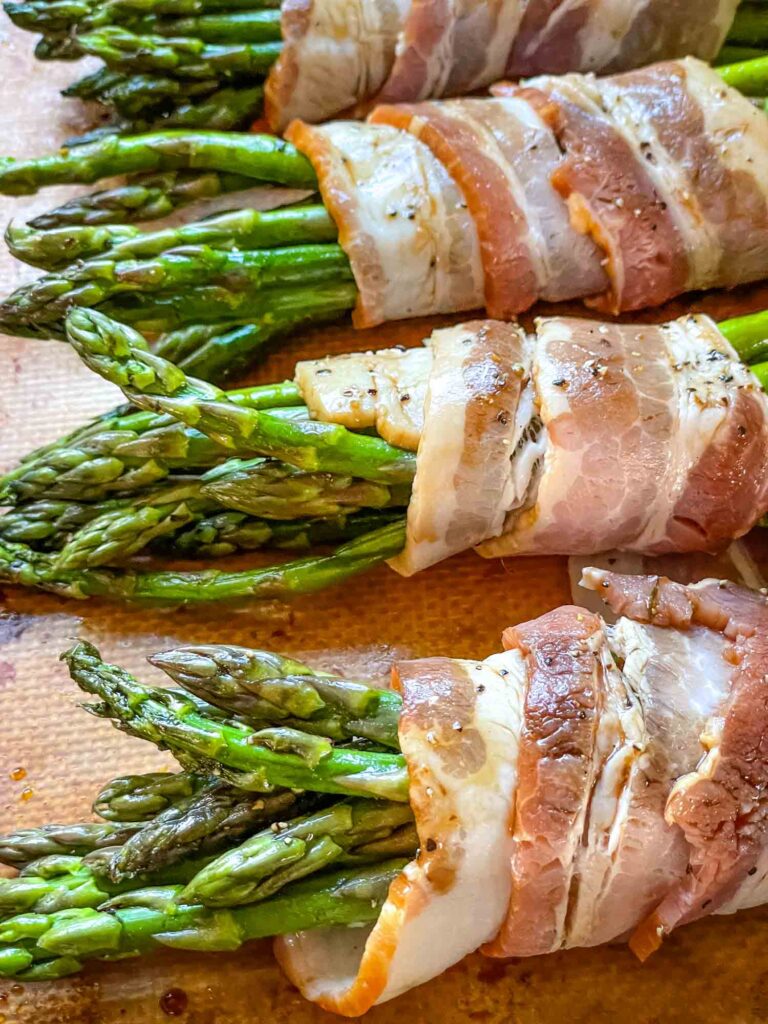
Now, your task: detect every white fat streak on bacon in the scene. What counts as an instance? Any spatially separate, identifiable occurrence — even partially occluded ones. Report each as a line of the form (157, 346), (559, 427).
(275, 656), (522, 1015)
(294, 347), (431, 449)
(389, 320), (529, 576)
(565, 619), (731, 947)
(374, 0), (524, 106)
(633, 315), (768, 553)
(464, 96), (607, 302)
(264, 0), (409, 132)
(285, 120), (484, 328)
(580, 569), (768, 959)
(479, 316), (677, 557)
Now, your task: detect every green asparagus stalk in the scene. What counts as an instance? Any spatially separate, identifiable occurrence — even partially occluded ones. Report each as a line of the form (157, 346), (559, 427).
(718, 308), (768, 363)
(3, 0), (95, 34)
(169, 508), (401, 558)
(180, 800), (413, 907)
(28, 170), (258, 228)
(5, 222), (142, 271)
(727, 5), (768, 46)
(0, 498), (111, 546)
(107, 781), (311, 881)
(0, 383), (303, 504)
(715, 44), (767, 65)
(133, 10), (282, 43)
(0, 860), (405, 981)
(140, 83), (264, 132)
(150, 644), (402, 748)
(35, 33), (83, 60)
(6, 204), (337, 271)
(718, 53), (768, 93)
(0, 822), (144, 868)
(76, 26), (282, 80)
(65, 70), (221, 118)
(4, 244), (351, 324)
(64, 640), (409, 798)
(97, 0), (281, 15)
(65, 309), (415, 484)
(62, 67), (128, 100)
(93, 770), (208, 821)
(0, 131), (315, 196)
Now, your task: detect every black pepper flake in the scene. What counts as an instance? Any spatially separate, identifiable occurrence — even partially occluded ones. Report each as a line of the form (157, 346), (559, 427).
(400, 393), (411, 403)
(748, 866), (758, 876)
(368, 388), (378, 396)
(477, 683), (486, 693)
(553, 378), (568, 388)
(738, 425), (747, 437)
(425, 838), (437, 852)
(497, 411), (509, 425)
(316, 367), (332, 375)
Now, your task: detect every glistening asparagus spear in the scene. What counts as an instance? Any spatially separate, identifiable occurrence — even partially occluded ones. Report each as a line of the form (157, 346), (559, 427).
(66, 309), (416, 484)
(0, 822), (144, 868)
(76, 27), (282, 79)
(138, 84), (265, 132)
(28, 170), (257, 228)
(107, 781), (311, 881)
(98, 0), (282, 15)
(7, 204), (336, 270)
(0, 860), (405, 981)
(0, 516), (405, 603)
(133, 10), (282, 43)
(93, 771), (208, 821)
(0, 131), (315, 195)
(64, 640), (409, 798)
(180, 800), (414, 907)
(0, 499), (109, 546)
(6, 244), (351, 323)
(151, 644), (402, 748)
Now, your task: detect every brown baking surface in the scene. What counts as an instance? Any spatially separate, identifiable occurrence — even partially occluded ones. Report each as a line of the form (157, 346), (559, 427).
(1, 21), (768, 1023)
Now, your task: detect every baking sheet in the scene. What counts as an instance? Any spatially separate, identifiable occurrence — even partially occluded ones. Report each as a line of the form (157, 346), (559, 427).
(1, 20), (768, 1023)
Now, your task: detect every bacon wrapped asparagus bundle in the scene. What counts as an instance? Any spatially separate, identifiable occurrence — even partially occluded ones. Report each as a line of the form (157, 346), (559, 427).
(1, 306), (767, 603)
(2, 0), (754, 134)
(3, 56), (768, 368)
(2, 570), (766, 1010)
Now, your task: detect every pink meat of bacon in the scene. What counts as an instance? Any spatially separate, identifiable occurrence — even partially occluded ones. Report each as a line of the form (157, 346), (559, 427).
(582, 570), (768, 959)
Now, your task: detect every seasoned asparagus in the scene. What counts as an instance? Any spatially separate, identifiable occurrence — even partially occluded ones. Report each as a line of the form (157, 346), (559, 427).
(151, 644), (402, 747)
(0, 131), (315, 196)
(94, 770), (208, 821)
(64, 640), (409, 798)
(0, 822), (144, 868)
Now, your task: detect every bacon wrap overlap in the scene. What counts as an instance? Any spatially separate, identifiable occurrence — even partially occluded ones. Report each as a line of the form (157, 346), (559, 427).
(265, 0), (739, 130)
(275, 655), (524, 1015)
(275, 572), (768, 1010)
(295, 315), (768, 573)
(288, 59), (768, 322)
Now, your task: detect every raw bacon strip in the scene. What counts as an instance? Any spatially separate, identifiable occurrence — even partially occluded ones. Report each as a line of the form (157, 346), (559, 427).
(285, 120), (484, 328)
(275, 655), (522, 1015)
(265, 0), (408, 133)
(371, 96), (606, 315)
(485, 606), (605, 956)
(506, 0), (739, 77)
(479, 315), (768, 558)
(581, 569), (768, 959)
(389, 320), (528, 576)
(374, 0), (524, 106)
(507, 74), (688, 314)
(294, 347), (431, 449)
(592, 59), (768, 296)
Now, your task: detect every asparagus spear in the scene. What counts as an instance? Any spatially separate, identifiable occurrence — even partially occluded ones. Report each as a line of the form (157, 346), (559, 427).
(35, 33), (83, 60)
(139, 83), (264, 132)
(66, 309), (415, 484)
(76, 27), (282, 79)
(0, 498), (110, 546)
(0, 383), (303, 504)
(3, 0), (96, 34)
(93, 770), (208, 821)
(0, 822), (144, 868)
(0, 131), (315, 196)
(28, 170), (258, 228)
(64, 640), (409, 798)
(132, 10), (282, 43)
(5, 244), (351, 323)
(180, 799), (414, 907)
(5, 222), (142, 271)
(151, 644), (402, 748)
(62, 67), (128, 100)
(6, 204), (336, 270)
(169, 508), (402, 558)
(107, 781), (311, 881)
(64, 70), (221, 118)
(0, 860), (405, 981)
(727, 5), (768, 46)
(100, 0), (281, 15)
(51, 455), (407, 570)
